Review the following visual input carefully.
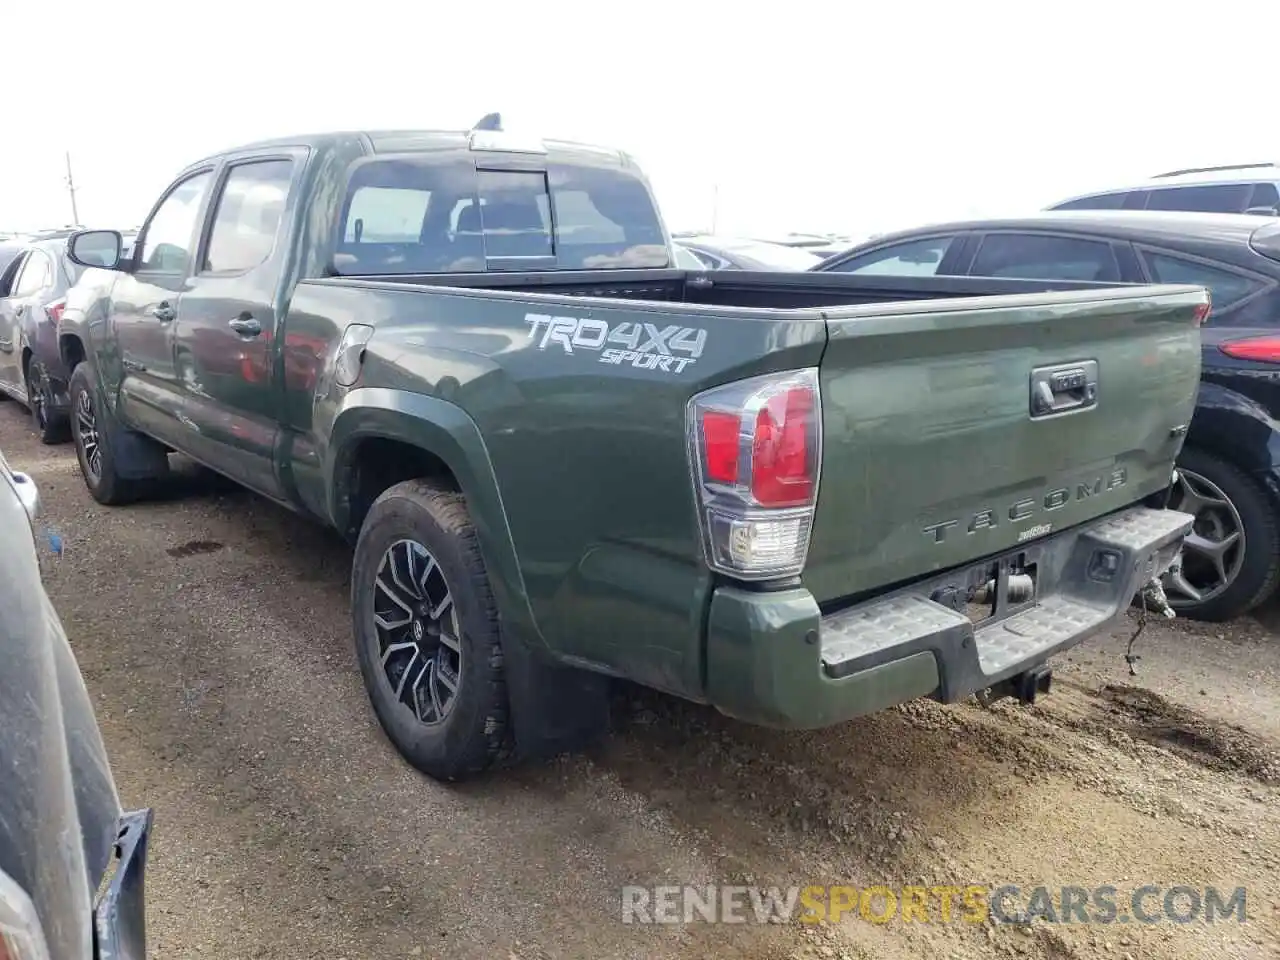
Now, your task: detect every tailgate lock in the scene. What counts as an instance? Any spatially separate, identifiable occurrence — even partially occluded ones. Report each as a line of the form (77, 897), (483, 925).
(1030, 360), (1098, 418)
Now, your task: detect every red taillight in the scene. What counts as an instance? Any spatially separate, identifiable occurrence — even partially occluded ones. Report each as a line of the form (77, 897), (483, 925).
(702, 411), (741, 484)
(45, 300), (65, 324)
(1220, 335), (1280, 364)
(688, 369), (821, 580)
(751, 386), (815, 506)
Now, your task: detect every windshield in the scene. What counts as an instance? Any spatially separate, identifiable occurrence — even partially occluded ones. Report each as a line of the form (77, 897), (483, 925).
(735, 242), (823, 270)
(334, 155), (669, 274)
(696, 238), (822, 271)
(672, 243), (704, 269)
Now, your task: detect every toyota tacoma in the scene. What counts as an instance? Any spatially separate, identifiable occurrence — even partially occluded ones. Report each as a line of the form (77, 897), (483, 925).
(56, 119), (1202, 781)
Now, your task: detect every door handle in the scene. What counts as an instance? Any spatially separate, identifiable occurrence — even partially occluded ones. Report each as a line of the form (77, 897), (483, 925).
(1030, 360), (1099, 418)
(151, 303), (176, 322)
(14, 304), (26, 317)
(228, 315), (262, 338)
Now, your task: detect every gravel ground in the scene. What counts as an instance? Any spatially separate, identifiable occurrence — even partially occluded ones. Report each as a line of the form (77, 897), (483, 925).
(4, 401), (1279, 960)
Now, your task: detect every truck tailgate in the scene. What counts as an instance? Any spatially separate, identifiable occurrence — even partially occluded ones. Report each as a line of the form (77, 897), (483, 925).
(803, 285), (1205, 605)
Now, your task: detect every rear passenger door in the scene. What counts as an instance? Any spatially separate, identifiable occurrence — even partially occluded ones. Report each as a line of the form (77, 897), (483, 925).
(173, 150), (303, 499)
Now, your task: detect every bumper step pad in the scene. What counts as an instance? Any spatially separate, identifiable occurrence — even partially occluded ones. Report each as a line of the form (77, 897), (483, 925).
(819, 506), (1194, 691)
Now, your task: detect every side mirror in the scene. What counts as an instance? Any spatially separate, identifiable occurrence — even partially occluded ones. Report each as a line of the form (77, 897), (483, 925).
(1244, 206), (1280, 218)
(66, 229), (125, 270)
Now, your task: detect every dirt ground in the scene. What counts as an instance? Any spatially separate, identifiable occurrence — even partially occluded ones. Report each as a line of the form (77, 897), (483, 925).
(4, 402), (1278, 960)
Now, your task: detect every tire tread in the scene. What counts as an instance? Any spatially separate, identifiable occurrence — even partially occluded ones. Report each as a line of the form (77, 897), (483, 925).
(355, 479), (512, 780)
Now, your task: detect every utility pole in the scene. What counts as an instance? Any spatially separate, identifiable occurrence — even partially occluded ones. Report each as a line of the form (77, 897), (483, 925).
(65, 152), (80, 225)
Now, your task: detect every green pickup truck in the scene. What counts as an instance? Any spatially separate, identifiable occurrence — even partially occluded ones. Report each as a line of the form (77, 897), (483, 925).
(58, 121), (1204, 781)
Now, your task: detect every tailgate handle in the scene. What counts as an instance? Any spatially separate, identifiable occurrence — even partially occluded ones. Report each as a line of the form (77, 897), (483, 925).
(1030, 360), (1098, 418)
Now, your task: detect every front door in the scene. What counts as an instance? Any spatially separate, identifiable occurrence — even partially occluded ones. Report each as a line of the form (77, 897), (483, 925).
(112, 168), (216, 448)
(172, 153), (300, 499)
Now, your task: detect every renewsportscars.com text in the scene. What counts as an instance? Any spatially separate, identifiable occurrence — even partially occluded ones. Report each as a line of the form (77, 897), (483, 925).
(620, 884), (1249, 925)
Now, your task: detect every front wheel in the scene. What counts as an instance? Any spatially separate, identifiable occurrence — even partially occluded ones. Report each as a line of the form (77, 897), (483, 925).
(68, 363), (158, 505)
(351, 479), (511, 781)
(1163, 447), (1280, 621)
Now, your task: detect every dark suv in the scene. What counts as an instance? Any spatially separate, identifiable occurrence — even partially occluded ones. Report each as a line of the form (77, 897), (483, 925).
(814, 210), (1280, 622)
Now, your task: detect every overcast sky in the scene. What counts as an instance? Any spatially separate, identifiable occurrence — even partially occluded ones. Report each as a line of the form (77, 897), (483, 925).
(3, 1), (1274, 240)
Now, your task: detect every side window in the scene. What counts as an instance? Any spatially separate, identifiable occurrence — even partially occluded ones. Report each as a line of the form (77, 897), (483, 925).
(475, 170), (553, 258)
(1145, 184), (1251, 214)
(672, 245), (704, 270)
(138, 171), (214, 273)
(1052, 193), (1126, 211)
(1121, 191), (1150, 209)
(202, 159), (294, 274)
(12, 252), (52, 296)
(1247, 182), (1280, 213)
(828, 236), (958, 276)
(1140, 250), (1263, 316)
(969, 233), (1120, 282)
(0, 253), (27, 298)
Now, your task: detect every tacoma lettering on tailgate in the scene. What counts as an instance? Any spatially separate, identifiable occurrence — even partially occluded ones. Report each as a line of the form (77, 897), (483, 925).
(922, 467), (1128, 543)
(525, 312), (707, 373)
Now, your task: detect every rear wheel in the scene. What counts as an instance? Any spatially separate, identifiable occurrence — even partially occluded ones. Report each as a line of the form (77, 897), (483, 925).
(1163, 447), (1280, 621)
(351, 479), (510, 781)
(26, 358), (71, 445)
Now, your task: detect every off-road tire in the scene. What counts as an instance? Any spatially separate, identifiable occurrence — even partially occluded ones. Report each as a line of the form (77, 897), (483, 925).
(68, 363), (158, 505)
(1174, 446), (1280, 621)
(351, 479), (511, 781)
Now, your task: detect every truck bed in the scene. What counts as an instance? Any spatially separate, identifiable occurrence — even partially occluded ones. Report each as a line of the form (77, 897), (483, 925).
(318, 266), (1128, 310)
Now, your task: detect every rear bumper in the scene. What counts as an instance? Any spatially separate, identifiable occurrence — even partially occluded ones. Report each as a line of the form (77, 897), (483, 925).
(704, 505), (1193, 729)
(94, 808), (152, 960)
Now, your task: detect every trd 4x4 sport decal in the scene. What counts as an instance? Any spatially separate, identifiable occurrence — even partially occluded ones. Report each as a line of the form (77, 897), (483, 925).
(525, 312), (707, 373)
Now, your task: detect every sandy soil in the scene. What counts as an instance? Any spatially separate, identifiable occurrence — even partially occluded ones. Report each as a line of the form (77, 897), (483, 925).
(4, 401), (1277, 960)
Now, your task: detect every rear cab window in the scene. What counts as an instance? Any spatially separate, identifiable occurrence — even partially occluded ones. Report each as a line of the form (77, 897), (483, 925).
(333, 151), (669, 274)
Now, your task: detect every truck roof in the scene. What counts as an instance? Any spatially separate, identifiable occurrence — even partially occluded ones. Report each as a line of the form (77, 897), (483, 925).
(187, 128), (634, 169)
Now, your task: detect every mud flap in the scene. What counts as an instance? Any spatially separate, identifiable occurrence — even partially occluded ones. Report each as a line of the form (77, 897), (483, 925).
(502, 636), (612, 762)
(111, 429), (171, 480)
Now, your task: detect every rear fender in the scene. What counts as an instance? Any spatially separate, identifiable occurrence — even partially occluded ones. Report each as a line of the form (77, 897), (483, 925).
(329, 388), (611, 759)
(1187, 379), (1280, 504)
(328, 388), (539, 646)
